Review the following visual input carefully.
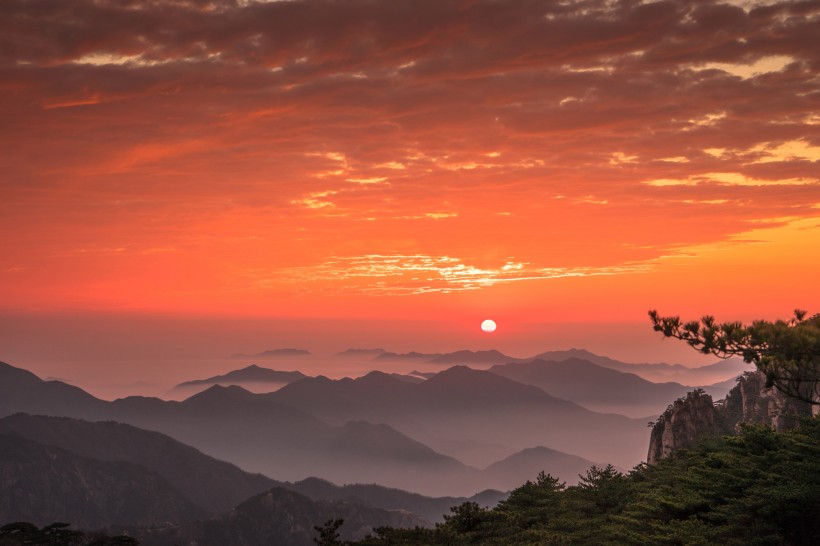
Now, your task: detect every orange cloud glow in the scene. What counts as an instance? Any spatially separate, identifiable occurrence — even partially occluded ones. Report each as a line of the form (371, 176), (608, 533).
(0, 0), (817, 342)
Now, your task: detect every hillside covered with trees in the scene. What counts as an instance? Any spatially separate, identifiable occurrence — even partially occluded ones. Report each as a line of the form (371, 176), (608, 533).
(349, 418), (820, 545)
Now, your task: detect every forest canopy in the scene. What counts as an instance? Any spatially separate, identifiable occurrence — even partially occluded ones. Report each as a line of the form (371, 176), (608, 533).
(649, 309), (820, 405)
(349, 419), (820, 545)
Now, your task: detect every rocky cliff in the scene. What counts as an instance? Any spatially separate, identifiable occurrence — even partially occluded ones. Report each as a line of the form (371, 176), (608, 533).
(647, 370), (814, 464)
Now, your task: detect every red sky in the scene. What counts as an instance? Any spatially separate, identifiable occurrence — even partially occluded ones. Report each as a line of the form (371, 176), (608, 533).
(1, 0), (818, 378)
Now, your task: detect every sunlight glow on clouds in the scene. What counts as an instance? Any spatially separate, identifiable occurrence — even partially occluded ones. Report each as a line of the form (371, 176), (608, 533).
(0, 0), (818, 319)
(267, 255), (654, 295)
(645, 173), (818, 187)
(701, 55), (796, 79)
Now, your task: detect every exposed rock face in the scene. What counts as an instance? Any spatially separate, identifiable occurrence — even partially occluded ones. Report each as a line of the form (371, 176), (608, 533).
(721, 371), (815, 431)
(647, 390), (722, 465)
(647, 371), (814, 464)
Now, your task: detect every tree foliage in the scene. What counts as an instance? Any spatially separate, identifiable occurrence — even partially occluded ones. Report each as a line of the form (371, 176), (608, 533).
(649, 309), (820, 404)
(314, 518), (348, 546)
(0, 522), (138, 546)
(353, 419), (820, 545)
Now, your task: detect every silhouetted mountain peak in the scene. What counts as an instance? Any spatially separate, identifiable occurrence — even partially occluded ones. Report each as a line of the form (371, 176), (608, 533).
(230, 348), (311, 359)
(0, 361), (39, 380)
(183, 384), (256, 405)
(430, 364), (476, 379)
(337, 348), (387, 357)
(0, 413), (279, 515)
(374, 351), (443, 361)
(482, 444), (600, 486)
(422, 366), (558, 405)
(430, 349), (518, 365)
(173, 365), (308, 390)
(355, 370), (405, 385)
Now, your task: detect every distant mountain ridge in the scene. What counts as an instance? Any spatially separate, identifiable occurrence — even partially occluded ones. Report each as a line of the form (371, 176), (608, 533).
(529, 348), (750, 385)
(269, 365), (648, 470)
(173, 365), (308, 390)
(285, 477), (505, 524)
(483, 446), (606, 490)
(0, 414), (505, 532)
(0, 362), (480, 496)
(0, 361), (627, 496)
(337, 348), (386, 357)
(362, 347), (750, 385)
(0, 433), (205, 529)
(430, 349), (521, 365)
(374, 351), (443, 361)
(0, 413), (278, 515)
(136, 487), (428, 546)
(0, 427), (433, 545)
(488, 358), (695, 418)
(230, 348), (311, 359)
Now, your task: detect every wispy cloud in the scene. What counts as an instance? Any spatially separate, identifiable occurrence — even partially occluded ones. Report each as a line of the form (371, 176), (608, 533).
(260, 255), (652, 295)
(1, 0), (818, 311)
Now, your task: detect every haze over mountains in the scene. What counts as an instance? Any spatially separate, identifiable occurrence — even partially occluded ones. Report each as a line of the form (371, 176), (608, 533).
(169, 347), (747, 418)
(363, 347), (749, 386)
(0, 432), (206, 529)
(0, 420), (469, 545)
(230, 348), (312, 359)
(172, 365), (308, 392)
(0, 414), (508, 535)
(0, 413), (277, 515)
(1, 361), (610, 496)
(269, 365), (647, 468)
(0, 347), (751, 542)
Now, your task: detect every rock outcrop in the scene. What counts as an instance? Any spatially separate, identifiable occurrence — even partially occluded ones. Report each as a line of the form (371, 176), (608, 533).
(647, 370), (814, 464)
(646, 389), (723, 465)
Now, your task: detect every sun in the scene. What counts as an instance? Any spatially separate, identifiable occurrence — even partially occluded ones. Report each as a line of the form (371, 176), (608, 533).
(480, 319), (497, 333)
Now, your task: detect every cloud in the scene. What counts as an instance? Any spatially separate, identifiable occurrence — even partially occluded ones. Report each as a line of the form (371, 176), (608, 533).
(645, 172), (818, 187)
(1, 0), (818, 310)
(260, 254), (653, 295)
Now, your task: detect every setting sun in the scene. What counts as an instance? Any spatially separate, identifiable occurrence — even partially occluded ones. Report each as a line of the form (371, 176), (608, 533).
(0, 2), (818, 543)
(481, 319), (497, 333)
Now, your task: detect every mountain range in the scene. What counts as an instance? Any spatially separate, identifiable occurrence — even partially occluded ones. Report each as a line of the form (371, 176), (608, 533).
(0, 432), (205, 529)
(172, 364), (308, 391)
(268, 366), (648, 469)
(0, 361), (605, 496)
(230, 348), (312, 359)
(487, 358), (695, 418)
(0, 413), (277, 515)
(134, 487), (426, 546)
(0, 414), (509, 532)
(357, 347), (750, 386)
(0, 348), (745, 498)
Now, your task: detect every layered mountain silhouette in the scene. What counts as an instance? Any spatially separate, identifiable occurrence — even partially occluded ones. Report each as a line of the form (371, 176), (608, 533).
(230, 348), (311, 359)
(0, 433), (205, 529)
(0, 362), (107, 420)
(285, 478), (505, 524)
(0, 361), (625, 496)
(488, 358), (694, 418)
(0, 414), (510, 533)
(0, 414), (277, 514)
(135, 487), (427, 546)
(337, 348), (387, 357)
(429, 349), (521, 365)
(373, 351), (443, 361)
(0, 427), (432, 545)
(482, 446), (606, 491)
(526, 349), (750, 385)
(364, 347), (749, 386)
(269, 366), (648, 469)
(172, 364), (308, 391)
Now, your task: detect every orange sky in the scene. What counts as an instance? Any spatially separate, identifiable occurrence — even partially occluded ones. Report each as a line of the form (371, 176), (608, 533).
(1, 0), (818, 370)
